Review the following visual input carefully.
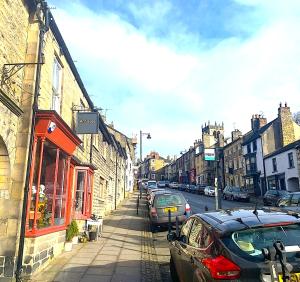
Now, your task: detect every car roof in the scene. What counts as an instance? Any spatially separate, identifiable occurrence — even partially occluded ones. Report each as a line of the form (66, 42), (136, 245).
(193, 208), (300, 235)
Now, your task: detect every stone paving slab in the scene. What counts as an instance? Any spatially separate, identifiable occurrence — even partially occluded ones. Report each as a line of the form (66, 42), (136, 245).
(27, 192), (162, 282)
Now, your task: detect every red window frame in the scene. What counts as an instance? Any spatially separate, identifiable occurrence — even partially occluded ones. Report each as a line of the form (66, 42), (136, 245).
(73, 167), (94, 220)
(25, 137), (71, 237)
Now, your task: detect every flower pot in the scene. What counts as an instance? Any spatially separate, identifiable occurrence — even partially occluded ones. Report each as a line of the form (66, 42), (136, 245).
(64, 241), (73, 252)
(72, 236), (79, 245)
(89, 231), (97, 241)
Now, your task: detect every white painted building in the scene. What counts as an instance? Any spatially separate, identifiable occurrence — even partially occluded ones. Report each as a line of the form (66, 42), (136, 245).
(264, 140), (300, 192)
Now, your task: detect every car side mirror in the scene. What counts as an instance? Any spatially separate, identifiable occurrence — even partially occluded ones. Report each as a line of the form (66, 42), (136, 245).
(180, 235), (187, 244)
(167, 232), (177, 242)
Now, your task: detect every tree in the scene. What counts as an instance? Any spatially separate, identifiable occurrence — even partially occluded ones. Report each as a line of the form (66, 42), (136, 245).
(293, 111), (300, 125)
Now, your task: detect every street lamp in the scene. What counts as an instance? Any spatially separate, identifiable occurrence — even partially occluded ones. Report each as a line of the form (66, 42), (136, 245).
(139, 130), (151, 163)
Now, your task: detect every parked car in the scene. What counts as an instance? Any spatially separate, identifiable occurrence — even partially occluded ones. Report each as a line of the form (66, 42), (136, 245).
(168, 208), (300, 282)
(147, 180), (157, 189)
(204, 186), (215, 196)
(178, 184), (188, 191)
(149, 191), (191, 231)
(277, 192), (300, 212)
(157, 180), (168, 188)
(223, 186), (250, 202)
(196, 184), (206, 195)
(146, 188), (166, 207)
(188, 184), (197, 193)
(263, 189), (289, 206)
(169, 182), (180, 189)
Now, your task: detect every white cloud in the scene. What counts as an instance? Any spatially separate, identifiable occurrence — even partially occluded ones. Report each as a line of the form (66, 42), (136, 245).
(50, 1), (300, 158)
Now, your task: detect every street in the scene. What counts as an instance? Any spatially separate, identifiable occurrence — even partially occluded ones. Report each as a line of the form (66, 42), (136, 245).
(151, 189), (261, 281)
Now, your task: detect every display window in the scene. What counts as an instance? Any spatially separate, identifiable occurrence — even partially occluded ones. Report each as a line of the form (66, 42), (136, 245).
(26, 138), (70, 236)
(74, 168), (94, 219)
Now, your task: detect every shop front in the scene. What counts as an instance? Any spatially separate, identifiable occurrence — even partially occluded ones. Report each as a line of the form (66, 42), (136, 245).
(22, 111), (83, 274)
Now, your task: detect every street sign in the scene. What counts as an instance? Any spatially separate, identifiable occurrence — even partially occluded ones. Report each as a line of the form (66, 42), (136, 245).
(204, 148), (215, 161)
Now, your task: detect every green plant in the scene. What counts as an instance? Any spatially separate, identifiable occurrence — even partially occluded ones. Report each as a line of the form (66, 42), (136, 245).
(66, 220), (79, 242)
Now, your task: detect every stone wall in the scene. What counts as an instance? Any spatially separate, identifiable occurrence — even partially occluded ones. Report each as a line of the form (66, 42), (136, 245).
(22, 230), (65, 276)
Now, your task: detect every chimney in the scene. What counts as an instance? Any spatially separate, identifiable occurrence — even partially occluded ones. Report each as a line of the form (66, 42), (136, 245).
(231, 129), (242, 141)
(278, 102), (295, 146)
(251, 114), (267, 131)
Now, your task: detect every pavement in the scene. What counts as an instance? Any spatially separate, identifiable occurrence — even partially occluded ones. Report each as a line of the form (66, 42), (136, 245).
(27, 192), (162, 282)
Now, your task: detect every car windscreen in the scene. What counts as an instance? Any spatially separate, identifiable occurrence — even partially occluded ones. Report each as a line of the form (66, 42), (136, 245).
(222, 224), (300, 262)
(154, 194), (183, 207)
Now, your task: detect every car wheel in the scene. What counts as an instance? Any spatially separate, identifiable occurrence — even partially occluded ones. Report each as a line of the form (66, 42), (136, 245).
(170, 256), (180, 282)
(231, 195), (234, 201)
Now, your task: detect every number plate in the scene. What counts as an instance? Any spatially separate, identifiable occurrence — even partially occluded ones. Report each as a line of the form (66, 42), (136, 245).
(164, 207), (177, 213)
(279, 273), (300, 282)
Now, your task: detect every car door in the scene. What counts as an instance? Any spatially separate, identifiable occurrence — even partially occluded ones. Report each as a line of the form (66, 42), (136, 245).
(170, 218), (194, 281)
(181, 219), (203, 282)
(187, 221), (214, 282)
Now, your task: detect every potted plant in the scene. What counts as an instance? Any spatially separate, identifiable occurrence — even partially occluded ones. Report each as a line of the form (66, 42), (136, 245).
(71, 220), (79, 244)
(65, 220), (79, 251)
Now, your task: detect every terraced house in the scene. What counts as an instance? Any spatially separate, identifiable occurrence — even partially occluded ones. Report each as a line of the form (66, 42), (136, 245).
(0, 0), (136, 279)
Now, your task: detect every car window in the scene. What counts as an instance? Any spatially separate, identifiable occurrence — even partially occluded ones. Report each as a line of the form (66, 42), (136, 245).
(223, 224), (300, 262)
(155, 194), (183, 207)
(180, 218), (194, 238)
(291, 194), (300, 206)
(199, 226), (212, 248)
(189, 220), (203, 247)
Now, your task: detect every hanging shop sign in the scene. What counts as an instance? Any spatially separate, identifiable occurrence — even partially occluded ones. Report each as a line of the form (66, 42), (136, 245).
(76, 112), (99, 134)
(204, 148), (215, 161)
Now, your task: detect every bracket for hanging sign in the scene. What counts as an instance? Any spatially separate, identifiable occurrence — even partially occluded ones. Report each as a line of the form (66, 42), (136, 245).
(1, 62), (44, 87)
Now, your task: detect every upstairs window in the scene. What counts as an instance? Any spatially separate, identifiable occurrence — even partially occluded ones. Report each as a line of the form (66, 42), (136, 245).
(288, 152), (294, 168)
(52, 57), (62, 114)
(252, 140), (257, 152)
(247, 144), (251, 154)
(272, 158), (277, 172)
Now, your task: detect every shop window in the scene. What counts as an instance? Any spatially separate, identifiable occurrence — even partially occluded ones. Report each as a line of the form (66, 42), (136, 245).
(74, 168), (93, 219)
(28, 139), (69, 233)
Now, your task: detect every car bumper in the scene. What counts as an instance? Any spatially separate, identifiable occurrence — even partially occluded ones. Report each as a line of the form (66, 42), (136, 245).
(150, 214), (188, 225)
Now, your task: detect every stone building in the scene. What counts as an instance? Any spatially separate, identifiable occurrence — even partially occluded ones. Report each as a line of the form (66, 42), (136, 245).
(0, 1), (136, 279)
(242, 103), (300, 196)
(223, 130), (245, 188)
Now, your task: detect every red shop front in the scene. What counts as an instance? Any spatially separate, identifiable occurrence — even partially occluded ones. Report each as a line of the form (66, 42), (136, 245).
(25, 111), (82, 237)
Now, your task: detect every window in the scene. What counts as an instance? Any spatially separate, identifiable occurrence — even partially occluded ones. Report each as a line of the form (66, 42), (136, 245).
(272, 158), (277, 172)
(28, 139), (69, 231)
(252, 140), (257, 152)
(74, 168), (93, 218)
(247, 144), (251, 154)
(180, 218), (194, 238)
(288, 152), (294, 168)
(189, 220), (203, 247)
(52, 57), (62, 114)
(99, 177), (105, 199)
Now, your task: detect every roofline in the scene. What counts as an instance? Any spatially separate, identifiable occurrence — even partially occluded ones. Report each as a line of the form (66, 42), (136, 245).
(49, 12), (94, 109)
(264, 139), (300, 159)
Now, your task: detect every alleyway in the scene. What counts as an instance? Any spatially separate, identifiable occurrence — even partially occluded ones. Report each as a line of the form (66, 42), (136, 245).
(28, 193), (163, 282)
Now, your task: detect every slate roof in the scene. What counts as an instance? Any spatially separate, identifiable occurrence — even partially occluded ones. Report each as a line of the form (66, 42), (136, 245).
(242, 118), (276, 145)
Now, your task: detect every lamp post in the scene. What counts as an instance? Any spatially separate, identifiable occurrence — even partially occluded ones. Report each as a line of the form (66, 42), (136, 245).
(139, 130), (151, 178)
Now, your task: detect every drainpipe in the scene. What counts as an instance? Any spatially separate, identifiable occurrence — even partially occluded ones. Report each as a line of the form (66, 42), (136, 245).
(16, 3), (49, 281)
(260, 138), (267, 196)
(114, 154), (118, 210)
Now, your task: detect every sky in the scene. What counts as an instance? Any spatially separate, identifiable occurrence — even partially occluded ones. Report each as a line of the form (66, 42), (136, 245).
(49, 0), (300, 160)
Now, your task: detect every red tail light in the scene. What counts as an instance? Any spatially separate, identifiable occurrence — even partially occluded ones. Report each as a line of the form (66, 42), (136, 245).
(185, 203), (191, 212)
(150, 207), (157, 216)
(202, 255), (240, 279)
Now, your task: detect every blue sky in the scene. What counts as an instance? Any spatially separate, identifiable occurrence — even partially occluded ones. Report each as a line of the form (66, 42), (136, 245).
(49, 0), (300, 160)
